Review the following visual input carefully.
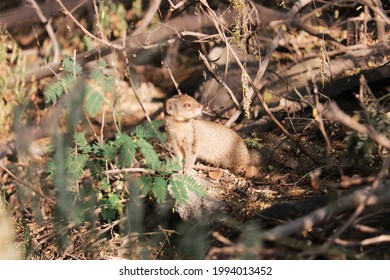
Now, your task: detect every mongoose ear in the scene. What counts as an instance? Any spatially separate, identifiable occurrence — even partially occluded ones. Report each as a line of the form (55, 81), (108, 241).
(165, 99), (175, 115)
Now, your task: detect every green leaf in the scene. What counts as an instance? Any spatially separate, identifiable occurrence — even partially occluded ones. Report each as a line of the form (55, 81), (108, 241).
(139, 176), (153, 196)
(82, 35), (94, 51)
(44, 73), (78, 103)
(83, 83), (93, 96)
(137, 138), (161, 170)
(118, 134), (136, 168)
(97, 180), (111, 192)
(102, 143), (119, 160)
(89, 68), (104, 84)
(169, 174), (205, 204)
(44, 80), (63, 103)
(108, 193), (121, 210)
(182, 175), (206, 198)
(134, 120), (166, 142)
(66, 153), (89, 181)
(158, 157), (183, 175)
(46, 159), (56, 180)
(85, 91), (104, 117)
(169, 176), (188, 204)
(97, 58), (108, 68)
(100, 199), (116, 222)
(62, 57), (82, 75)
(73, 130), (92, 153)
(99, 193), (122, 223)
(102, 76), (114, 93)
(152, 177), (167, 203)
(62, 74), (77, 90)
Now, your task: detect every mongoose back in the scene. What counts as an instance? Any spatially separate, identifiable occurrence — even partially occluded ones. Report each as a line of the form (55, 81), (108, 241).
(164, 94), (254, 175)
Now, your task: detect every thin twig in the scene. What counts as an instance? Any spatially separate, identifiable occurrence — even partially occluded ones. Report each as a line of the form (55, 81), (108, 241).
(262, 178), (390, 242)
(55, 0), (123, 50)
(323, 156), (390, 247)
(324, 102), (390, 149)
(92, 0), (106, 41)
(105, 168), (153, 175)
(119, 0), (169, 143)
(167, 0), (187, 10)
(251, 0), (313, 96)
(161, 58), (182, 95)
(313, 80), (332, 156)
(212, 231), (234, 246)
(132, 0), (162, 36)
(26, 0), (60, 62)
(359, 0), (390, 25)
(198, 51), (240, 109)
(0, 162), (55, 205)
(335, 235), (390, 246)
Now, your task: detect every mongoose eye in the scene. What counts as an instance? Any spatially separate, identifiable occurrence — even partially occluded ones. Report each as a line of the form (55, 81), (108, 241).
(183, 103), (191, 108)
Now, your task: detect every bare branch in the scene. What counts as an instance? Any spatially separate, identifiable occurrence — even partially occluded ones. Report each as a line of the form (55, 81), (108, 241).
(55, 0), (124, 50)
(359, 0), (390, 25)
(132, 0), (162, 36)
(335, 235), (390, 246)
(0, 162), (55, 205)
(324, 102), (390, 150)
(198, 51), (240, 109)
(263, 179), (390, 241)
(26, 0), (60, 62)
(105, 168), (153, 175)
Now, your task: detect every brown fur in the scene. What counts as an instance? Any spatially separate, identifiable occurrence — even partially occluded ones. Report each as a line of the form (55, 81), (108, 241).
(164, 94), (255, 175)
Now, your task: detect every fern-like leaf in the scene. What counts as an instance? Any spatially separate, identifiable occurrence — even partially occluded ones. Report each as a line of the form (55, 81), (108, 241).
(139, 176), (153, 196)
(62, 57), (82, 75)
(44, 80), (63, 103)
(66, 152), (89, 181)
(108, 193), (121, 210)
(73, 130), (92, 153)
(158, 157), (183, 175)
(97, 180), (111, 192)
(90, 68), (104, 84)
(169, 174), (205, 204)
(85, 91), (104, 117)
(182, 175), (206, 198)
(97, 58), (108, 68)
(169, 176), (188, 204)
(100, 193), (122, 223)
(152, 177), (167, 203)
(102, 76), (114, 93)
(61, 74), (77, 91)
(118, 134), (136, 168)
(137, 138), (161, 170)
(134, 120), (166, 142)
(101, 143), (118, 160)
(44, 73), (77, 103)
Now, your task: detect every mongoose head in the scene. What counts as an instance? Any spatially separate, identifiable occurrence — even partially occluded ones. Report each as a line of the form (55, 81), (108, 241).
(165, 94), (203, 121)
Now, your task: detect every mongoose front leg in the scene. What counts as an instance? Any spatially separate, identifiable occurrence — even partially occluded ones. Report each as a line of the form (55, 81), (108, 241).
(183, 152), (197, 175)
(182, 137), (196, 174)
(170, 140), (184, 160)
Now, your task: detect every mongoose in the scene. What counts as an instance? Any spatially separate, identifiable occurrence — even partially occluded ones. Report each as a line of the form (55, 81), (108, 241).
(164, 94), (258, 175)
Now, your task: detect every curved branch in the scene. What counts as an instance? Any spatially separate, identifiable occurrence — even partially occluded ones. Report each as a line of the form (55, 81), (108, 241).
(262, 179), (390, 241)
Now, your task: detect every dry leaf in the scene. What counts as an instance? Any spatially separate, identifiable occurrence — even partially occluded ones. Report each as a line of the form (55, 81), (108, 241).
(208, 169), (222, 180)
